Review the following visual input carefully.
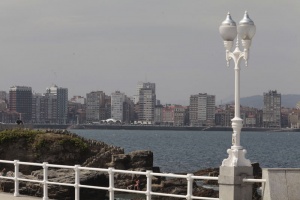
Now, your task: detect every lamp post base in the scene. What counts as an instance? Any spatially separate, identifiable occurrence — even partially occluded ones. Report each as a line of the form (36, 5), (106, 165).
(222, 148), (251, 167)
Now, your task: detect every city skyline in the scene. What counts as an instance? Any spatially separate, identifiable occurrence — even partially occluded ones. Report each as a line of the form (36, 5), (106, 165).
(1, 83), (299, 108)
(0, 1), (299, 105)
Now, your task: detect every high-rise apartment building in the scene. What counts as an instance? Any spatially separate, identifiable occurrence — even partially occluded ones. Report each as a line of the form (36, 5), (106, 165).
(56, 87), (68, 124)
(111, 91), (125, 121)
(35, 85), (68, 124)
(263, 90), (281, 128)
(189, 93), (215, 126)
(31, 93), (43, 123)
(9, 86), (32, 123)
(0, 91), (8, 102)
(104, 95), (111, 120)
(86, 91), (107, 123)
(123, 97), (134, 124)
(138, 83), (156, 123)
(111, 91), (134, 123)
(0, 91), (8, 112)
(134, 82), (156, 104)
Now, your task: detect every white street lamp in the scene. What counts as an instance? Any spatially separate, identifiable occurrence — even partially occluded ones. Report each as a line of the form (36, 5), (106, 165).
(219, 11), (256, 167)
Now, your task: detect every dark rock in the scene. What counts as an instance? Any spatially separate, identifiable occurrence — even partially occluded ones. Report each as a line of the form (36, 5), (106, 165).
(0, 178), (14, 192)
(251, 162), (262, 200)
(194, 167), (219, 185)
(128, 150), (153, 170)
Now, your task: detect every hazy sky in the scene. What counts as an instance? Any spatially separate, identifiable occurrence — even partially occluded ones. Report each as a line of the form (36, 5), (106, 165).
(0, 0), (299, 105)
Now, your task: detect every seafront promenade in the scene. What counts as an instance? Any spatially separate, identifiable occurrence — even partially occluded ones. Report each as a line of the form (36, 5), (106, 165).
(0, 192), (39, 199)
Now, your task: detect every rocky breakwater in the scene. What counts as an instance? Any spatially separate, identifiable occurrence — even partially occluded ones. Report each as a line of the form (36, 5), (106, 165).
(0, 128), (155, 199)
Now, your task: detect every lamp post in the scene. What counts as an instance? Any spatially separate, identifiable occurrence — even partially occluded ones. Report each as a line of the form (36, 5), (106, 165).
(218, 11), (256, 200)
(219, 11), (256, 167)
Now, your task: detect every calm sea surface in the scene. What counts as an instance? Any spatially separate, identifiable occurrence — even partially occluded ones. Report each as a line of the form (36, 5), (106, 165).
(72, 129), (300, 173)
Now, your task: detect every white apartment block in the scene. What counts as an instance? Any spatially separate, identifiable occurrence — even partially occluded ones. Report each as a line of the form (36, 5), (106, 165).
(138, 87), (156, 122)
(111, 91), (125, 121)
(45, 85), (68, 124)
(134, 82), (156, 123)
(189, 93), (215, 126)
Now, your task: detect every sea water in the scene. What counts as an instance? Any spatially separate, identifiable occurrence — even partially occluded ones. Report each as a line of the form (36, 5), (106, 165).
(72, 129), (300, 173)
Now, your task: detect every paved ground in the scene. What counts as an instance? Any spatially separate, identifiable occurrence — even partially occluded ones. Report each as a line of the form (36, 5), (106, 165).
(0, 193), (41, 199)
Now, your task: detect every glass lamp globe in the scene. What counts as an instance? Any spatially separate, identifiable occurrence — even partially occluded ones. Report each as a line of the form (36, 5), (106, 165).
(237, 11), (256, 40)
(219, 13), (237, 41)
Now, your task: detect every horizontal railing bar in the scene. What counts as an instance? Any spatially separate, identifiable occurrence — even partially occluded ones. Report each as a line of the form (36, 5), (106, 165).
(46, 164), (75, 169)
(18, 161), (43, 167)
(151, 191), (186, 198)
(78, 167), (109, 172)
(114, 188), (146, 194)
(191, 196), (220, 200)
(79, 184), (108, 190)
(0, 160), (15, 164)
(46, 181), (74, 187)
(192, 176), (219, 180)
(18, 178), (43, 183)
(112, 169), (147, 175)
(0, 176), (14, 180)
(151, 172), (187, 178)
(243, 178), (266, 183)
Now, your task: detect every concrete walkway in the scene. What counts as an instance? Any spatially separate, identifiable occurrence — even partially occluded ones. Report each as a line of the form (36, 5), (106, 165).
(0, 193), (41, 199)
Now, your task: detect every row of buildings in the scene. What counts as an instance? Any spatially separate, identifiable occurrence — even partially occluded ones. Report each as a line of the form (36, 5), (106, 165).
(2, 85), (68, 124)
(0, 83), (294, 128)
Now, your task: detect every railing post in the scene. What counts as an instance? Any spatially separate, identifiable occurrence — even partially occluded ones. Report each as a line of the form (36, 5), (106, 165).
(14, 160), (19, 197)
(146, 170), (152, 200)
(43, 162), (49, 200)
(74, 165), (80, 200)
(108, 167), (114, 200)
(186, 173), (193, 200)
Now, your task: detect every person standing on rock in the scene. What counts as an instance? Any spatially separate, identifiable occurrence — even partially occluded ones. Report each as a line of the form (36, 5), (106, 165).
(134, 179), (140, 190)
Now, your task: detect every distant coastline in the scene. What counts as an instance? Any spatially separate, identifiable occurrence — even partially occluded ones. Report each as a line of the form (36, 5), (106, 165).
(31, 124), (299, 132)
(1, 123), (297, 132)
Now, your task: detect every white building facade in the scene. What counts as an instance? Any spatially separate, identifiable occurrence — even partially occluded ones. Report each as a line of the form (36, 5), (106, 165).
(111, 91), (125, 121)
(189, 93), (215, 126)
(138, 86), (156, 123)
(45, 85), (68, 124)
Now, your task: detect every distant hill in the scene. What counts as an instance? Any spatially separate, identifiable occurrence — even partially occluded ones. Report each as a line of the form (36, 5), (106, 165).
(226, 94), (300, 109)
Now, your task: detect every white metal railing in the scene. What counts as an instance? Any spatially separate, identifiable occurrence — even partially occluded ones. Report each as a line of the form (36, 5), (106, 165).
(0, 159), (220, 200)
(0, 160), (267, 200)
(243, 178), (266, 183)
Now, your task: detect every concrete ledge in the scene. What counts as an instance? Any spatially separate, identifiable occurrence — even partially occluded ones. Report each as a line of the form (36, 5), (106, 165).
(262, 168), (300, 200)
(0, 192), (40, 199)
